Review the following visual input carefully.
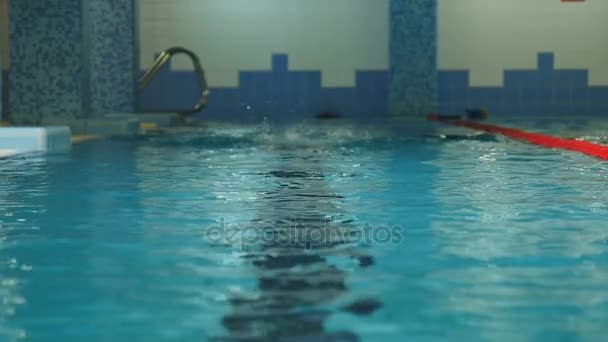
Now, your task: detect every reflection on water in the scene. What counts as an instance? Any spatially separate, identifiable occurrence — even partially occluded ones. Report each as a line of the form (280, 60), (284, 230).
(0, 157), (50, 341)
(430, 137), (608, 341)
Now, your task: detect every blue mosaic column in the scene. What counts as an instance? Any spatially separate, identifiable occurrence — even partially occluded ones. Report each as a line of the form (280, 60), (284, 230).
(389, 0), (438, 116)
(84, 0), (138, 115)
(8, 0), (137, 123)
(9, 0), (84, 122)
(1, 0), (8, 122)
(0, 9), (3, 121)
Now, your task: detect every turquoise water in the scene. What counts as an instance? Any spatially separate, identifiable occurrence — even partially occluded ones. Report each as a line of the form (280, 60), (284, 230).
(1, 124), (607, 341)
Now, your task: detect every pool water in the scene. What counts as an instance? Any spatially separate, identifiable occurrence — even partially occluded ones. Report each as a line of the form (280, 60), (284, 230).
(1, 123), (607, 341)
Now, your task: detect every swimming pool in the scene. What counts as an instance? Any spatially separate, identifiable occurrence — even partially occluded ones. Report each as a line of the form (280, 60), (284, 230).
(1, 122), (607, 341)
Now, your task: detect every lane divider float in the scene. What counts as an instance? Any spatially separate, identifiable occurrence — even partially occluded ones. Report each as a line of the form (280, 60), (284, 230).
(428, 110), (608, 160)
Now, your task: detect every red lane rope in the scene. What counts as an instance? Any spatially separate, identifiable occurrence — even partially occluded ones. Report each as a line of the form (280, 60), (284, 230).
(428, 115), (608, 160)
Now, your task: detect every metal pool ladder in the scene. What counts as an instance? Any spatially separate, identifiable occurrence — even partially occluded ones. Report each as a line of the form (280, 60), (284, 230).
(139, 46), (210, 116)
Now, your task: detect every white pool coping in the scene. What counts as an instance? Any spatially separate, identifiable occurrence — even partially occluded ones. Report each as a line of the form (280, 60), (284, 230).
(0, 149), (16, 158)
(0, 126), (72, 157)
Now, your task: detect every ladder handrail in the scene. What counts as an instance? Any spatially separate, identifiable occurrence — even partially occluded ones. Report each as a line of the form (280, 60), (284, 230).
(139, 47), (210, 115)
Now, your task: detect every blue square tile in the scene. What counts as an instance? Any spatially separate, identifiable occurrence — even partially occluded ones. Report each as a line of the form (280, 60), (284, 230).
(522, 87), (540, 104)
(503, 88), (521, 105)
(555, 87), (572, 105)
(535, 104), (550, 116)
(468, 87), (502, 105)
(571, 87), (589, 105)
(468, 88), (488, 104)
(538, 53), (555, 72)
(294, 72), (316, 94)
(437, 72), (451, 88)
(543, 103), (561, 116)
(572, 103), (591, 116)
(451, 87), (468, 104)
(523, 103), (542, 116)
(441, 90), (456, 105)
(588, 86), (608, 104)
(483, 102), (502, 115)
(239, 71), (257, 89)
(272, 54), (288, 73)
(447, 103), (468, 115)
(486, 87), (503, 104)
(438, 71), (469, 88)
(356, 72), (373, 89)
(504, 71), (540, 88)
(491, 103), (509, 116)
(589, 101), (608, 115)
(502, 100), (519, 116)
(555, 103), (574, 116)
(438, 87), (451, 104)
(439, 102), (451, 114)
(539, 71), (558, 88)
(556, 70), (588, 88)
(538, 87), (554, 104)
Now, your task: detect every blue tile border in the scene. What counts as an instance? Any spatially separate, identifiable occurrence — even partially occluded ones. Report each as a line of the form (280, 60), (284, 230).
(139, 54), (390, 123)
(439, 52), (608, 116)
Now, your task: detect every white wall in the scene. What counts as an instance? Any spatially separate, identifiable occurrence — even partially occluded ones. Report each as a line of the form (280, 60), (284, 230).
(139, 0), (389, 88)
(439, 0), (608, 86)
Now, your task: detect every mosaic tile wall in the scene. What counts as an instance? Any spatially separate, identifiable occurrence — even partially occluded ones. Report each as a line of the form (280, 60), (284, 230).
(86, 0), (137, 115)
(1, 0), (9, 121)
(9, 0), (84, 121)
(438, 53), (608, 116)
(1, 70), (6, 122)
(389, 0), (438, 116)
(140, 54), (389, 123)
(0, 20), (3, 120)
(8, 0), (136, 123)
